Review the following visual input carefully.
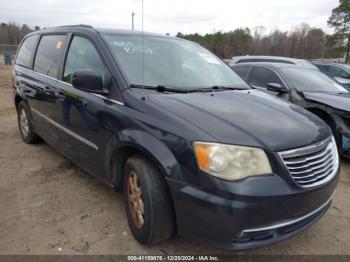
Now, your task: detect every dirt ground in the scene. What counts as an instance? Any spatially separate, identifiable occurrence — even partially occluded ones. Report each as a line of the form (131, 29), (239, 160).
(0, 64), (350, 255)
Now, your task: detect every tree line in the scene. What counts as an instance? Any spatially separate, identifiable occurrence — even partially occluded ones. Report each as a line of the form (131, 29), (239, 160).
(176, 24), (343, 60)
(0, 23), (39, 46)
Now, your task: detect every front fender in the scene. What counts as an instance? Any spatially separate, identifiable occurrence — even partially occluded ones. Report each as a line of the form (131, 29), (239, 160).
(104, 128), (184, 187)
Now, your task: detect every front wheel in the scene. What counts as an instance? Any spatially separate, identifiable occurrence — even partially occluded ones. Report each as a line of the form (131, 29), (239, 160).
(123, 154), (175, 244)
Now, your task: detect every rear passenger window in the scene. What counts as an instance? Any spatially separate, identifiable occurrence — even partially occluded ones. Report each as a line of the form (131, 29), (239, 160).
(16, 35), (38, 68)
(316, 64), (330, 72)
(34, 35), (66, 78)
(250, 66), (283, 88)
(232, 66), (250, 80)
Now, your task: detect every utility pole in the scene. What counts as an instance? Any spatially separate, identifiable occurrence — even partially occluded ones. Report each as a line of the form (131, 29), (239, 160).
(132, 11), (135, 30)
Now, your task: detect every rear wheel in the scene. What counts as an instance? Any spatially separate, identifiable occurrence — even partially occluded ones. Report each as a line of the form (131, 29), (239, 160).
(123, 154), (174, 244)
(17, 101), (41, 144)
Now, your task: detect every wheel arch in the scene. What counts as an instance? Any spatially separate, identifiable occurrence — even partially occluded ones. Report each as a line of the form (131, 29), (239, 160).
(15, 93), (23, 111)
(307, 107), (337, 129)
(105, 129), (183, 192)
(105, 129), (181, 231)
(14, 86), (28, 112)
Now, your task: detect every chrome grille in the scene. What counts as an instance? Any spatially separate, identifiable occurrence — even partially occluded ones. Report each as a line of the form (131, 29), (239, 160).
(279, 137), (339, 188)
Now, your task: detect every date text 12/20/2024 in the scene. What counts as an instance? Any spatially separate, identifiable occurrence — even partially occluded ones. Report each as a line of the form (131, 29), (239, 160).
(127, 256), (219, 261)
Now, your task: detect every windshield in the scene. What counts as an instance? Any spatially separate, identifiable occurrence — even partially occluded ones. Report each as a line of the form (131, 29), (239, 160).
(102, 34), (249, 90)
(281, 67), (348, 93)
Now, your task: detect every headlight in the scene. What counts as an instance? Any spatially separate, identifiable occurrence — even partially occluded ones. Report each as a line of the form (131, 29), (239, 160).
(193, 142), (272, 181)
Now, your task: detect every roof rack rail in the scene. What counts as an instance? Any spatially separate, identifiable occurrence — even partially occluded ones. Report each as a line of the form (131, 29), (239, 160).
(53, 24), (93, 29)
(309, 59), (334, 63)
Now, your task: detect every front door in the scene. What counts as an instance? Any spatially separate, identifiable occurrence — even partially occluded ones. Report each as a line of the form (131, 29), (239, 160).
(53, 35), (112, 176)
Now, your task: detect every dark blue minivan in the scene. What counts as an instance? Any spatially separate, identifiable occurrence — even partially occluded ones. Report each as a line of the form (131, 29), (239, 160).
(13, 25), (339, 250)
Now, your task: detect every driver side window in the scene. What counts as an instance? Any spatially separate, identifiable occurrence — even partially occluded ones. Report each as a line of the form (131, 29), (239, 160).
(250, 66), (283, 88)
(63, 36), (111, 89)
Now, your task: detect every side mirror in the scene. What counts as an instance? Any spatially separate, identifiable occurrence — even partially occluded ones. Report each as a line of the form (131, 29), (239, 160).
(267, 83), (287, 93)
(72, 69), (108, 94)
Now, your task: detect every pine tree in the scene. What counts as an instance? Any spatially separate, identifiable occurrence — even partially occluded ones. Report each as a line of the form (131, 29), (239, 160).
(328, 0), (350, 62)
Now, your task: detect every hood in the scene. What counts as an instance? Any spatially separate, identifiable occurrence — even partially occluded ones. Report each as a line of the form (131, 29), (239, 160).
(303, 92), (350, 112)
(149, 90), (330, 152)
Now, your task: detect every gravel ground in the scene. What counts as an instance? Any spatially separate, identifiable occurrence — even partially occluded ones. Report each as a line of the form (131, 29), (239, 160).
(0, 65), (349, 255)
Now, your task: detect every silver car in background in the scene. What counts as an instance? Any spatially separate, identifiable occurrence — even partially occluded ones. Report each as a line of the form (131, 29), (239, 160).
(311, 60), (350, 90)
(229, 55), (318, 70)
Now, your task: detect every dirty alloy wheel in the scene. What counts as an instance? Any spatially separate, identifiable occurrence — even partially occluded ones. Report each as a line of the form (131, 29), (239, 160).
(123, 154), (175, 244)
(127, 170), (145, 229)
(17, 101), (41, 144)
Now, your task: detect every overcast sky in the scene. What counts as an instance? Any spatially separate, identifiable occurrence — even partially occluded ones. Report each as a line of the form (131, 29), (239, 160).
(0, 0), (339, 35)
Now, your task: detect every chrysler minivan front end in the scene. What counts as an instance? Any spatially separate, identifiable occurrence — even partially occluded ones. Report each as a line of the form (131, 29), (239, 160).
(167, 136), (338, 250)
(143, 85), (339, 250)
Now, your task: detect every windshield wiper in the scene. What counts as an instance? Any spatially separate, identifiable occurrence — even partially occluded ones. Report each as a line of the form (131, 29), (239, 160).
(130, 84), (249, 94)
(187, 85), (249, 93)
(130, 84), (189, 93)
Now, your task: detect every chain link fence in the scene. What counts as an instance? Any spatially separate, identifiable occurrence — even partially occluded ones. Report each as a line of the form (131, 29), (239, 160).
(0, 44), (18, 65)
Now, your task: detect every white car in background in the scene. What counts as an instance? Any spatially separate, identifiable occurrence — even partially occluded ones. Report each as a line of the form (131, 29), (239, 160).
(229, 55), (319, 70)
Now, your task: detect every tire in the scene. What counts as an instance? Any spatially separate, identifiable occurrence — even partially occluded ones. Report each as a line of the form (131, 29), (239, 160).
(17, 101), (41, 144)
(123, 154), (174, 244)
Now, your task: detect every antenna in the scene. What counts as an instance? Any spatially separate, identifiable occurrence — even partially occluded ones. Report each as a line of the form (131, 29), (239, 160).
(141, 0), (145, 99)
(131, 11), (135, 30)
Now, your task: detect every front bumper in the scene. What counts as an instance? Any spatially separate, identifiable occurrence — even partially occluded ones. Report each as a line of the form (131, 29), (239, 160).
(166, 173), (338, 250)
(233, 195), (332, 249)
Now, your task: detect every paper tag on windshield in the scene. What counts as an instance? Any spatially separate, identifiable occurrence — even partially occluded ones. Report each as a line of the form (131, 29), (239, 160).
(199, 52), (221, 65)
